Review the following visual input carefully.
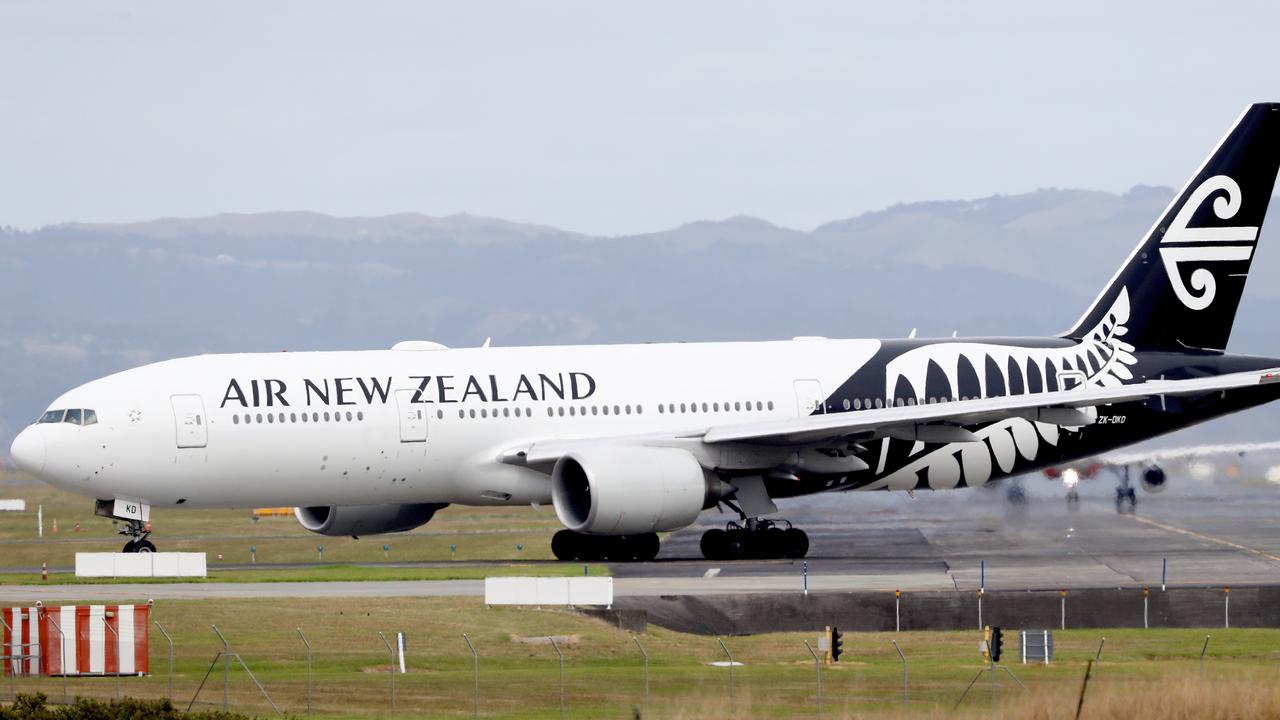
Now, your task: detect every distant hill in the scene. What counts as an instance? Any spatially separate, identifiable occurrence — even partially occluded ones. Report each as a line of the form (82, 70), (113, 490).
(4, 186), (1280, 452)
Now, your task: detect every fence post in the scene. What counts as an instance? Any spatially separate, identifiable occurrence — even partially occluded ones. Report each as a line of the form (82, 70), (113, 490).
(154, 622), (175, 701)
(378, 631), (396, 716)
(102, 615), (121, 701)
(462, 634), (479, 720)
(977, 590), (984, 630)
(1060, 589), (1067, 630)
(44, 609), (69, 704)
(633, 637), (649, 709)
(895, 589), (902, 632)
(1094, 637), (1105, 661)
(1223, 587), (1230, 628)
(1199, 634), (1211, 678)
(297, 629), (312, 720)
(548, 637), (565, 720)
(212, 625), (232, 711)
(717, 637), (735, 708)
(891, 639), (908, 708)
(0, 613), (17, 701)
(803, 640), (821, 719)
(1143, 587), (1149, 629)
(1073, 659), (1094, 720)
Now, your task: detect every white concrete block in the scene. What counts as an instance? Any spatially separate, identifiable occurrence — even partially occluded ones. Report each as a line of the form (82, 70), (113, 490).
(112, 553), (153, 577)
(151, 553), (179, 576)
(176, 553), (206, 578)
(75, 553), (117, 577)
(568, 577), (613, 606)
(535, 577), (570, 605)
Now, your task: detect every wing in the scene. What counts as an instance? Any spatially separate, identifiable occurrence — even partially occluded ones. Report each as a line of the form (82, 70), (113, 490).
(701, 367), (1280, 446)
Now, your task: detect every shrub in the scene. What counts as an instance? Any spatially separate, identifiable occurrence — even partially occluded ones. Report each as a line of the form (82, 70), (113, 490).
(0, 693), (256, 720)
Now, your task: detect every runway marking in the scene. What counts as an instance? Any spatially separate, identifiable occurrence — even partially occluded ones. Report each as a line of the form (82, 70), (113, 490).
(704, 568), (721, 578)
(1125, 514), (1280, 565)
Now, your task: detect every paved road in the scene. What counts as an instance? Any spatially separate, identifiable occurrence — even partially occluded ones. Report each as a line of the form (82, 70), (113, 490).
(4, 479), (1279, 602)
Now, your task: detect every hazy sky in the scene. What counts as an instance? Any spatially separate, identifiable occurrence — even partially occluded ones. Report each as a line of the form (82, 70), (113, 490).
(2, 1), (1278, 235)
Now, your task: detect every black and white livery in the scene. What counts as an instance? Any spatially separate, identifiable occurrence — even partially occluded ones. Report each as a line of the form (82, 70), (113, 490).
(11, 104), (1280, 561)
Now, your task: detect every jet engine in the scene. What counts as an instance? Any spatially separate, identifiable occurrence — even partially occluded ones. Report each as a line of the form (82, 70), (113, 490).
(294, 502), (448, 537)
(551, 446), (712, 535)
(1140, 465), (1167, 493)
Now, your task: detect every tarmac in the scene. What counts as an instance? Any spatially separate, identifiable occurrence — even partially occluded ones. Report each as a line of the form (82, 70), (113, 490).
(4, 477), (1280, 604)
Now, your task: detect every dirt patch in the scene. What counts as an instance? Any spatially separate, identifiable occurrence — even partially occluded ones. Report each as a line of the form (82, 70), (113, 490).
(508, 633), (581, 646)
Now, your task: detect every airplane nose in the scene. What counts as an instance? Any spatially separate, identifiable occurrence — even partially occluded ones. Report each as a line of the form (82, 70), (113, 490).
(10, 427), (46, 476)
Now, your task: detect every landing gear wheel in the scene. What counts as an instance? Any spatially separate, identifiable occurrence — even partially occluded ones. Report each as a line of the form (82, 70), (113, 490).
(782, 528), (810, 559)
(133, 539), (156, 553)
(552, 530), (660, 562)
(551, 530), (580, 561)
(1066, 490), (1080, 512)
(122, 540), (137, 553)
(724, 530), (749, 560)
(700, 519), (810, 560)
(763, 527), (787, 559)
(632, 533), (661, 562)
(701, 529), (728, 560)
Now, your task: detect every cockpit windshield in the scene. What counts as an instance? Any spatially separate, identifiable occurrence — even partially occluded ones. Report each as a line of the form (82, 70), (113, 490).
(37, 409), (97, 426)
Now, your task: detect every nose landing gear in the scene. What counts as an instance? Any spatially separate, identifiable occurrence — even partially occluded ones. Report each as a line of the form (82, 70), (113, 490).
(700, 519), (809, 560)
(118, 519), (156, 553)
(1114, 465), (1138, 514)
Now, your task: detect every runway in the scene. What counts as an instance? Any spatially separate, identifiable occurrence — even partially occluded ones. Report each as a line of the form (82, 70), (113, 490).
(4, 479), (1279, 603)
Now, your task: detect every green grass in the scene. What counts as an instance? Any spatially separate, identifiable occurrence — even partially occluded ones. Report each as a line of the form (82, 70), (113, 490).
(0, 472), (567, 569)
(0, 563), (610, 585)
(1, 596), (1277, 719)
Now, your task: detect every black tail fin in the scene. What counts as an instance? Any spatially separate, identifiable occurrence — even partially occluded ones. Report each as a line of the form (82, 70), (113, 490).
(1066, 103), (1280, 351)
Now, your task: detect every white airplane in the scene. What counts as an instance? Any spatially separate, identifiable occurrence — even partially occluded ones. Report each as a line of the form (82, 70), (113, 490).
(11, 103), (1280, 562)
(1045, 440), (1280, 512)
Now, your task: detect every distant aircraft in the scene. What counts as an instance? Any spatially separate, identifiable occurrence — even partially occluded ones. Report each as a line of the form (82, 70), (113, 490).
(1044, 441), (1280, 513)
(10, 104), (1280, 562)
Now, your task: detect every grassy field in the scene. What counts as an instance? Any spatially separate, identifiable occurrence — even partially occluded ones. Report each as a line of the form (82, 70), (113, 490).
(0, 472), (567, 573)
(1, 596), (1278, 719)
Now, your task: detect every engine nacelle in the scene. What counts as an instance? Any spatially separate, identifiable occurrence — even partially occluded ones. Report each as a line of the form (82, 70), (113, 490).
(1141, 465), (1167, 493)
(552, 447), (711, 535)
(294, 502), (448, 537)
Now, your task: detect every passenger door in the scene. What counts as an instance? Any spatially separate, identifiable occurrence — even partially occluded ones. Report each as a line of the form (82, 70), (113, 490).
(170, 394), (208, 448)
(793, 379), (826, 416)
(395, 389), (428, 443)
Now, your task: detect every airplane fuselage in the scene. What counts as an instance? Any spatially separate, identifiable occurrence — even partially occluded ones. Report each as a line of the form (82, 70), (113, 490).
(20, 336), (1280, 510)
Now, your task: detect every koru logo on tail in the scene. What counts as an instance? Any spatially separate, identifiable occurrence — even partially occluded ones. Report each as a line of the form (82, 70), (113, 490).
(1159, 175), (1259, 310)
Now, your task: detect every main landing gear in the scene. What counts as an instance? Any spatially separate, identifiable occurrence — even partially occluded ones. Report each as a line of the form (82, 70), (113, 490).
(551, 530), (660, 562)
(700, 519), (809, 560)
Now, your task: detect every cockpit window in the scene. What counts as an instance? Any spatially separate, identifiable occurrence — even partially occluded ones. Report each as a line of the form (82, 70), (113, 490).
(37, 409), (96, 426)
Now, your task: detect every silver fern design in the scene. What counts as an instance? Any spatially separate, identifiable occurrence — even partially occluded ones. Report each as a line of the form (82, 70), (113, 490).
(868, 288), (1138, 491)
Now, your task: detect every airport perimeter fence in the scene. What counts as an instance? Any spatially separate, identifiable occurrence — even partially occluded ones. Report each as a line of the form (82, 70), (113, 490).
(0, 608), (1263, 719)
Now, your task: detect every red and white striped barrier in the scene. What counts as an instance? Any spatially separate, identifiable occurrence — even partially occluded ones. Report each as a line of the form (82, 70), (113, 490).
(39, 605), (149, 676)
(3, 607), (40, 677)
